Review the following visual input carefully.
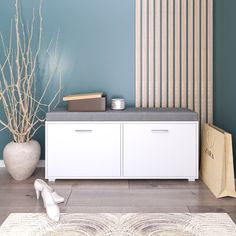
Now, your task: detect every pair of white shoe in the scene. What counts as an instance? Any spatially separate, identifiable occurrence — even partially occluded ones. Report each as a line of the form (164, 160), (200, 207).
(34, 179), (64, 222)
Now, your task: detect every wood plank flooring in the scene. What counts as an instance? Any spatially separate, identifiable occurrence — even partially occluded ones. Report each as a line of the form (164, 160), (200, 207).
(0, 168), (236, 225)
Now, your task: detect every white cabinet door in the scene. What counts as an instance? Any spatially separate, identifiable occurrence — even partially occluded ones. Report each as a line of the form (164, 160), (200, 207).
(47, 123), (121, 177)
(123, 123), (198, 177)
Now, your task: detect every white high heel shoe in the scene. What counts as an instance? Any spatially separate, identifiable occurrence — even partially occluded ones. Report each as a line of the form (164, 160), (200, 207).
(41, 187), (60, 222)
(34, 179), (64, 204)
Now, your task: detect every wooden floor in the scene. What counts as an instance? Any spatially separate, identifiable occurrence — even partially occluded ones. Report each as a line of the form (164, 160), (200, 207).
(0, 168), (236, 225)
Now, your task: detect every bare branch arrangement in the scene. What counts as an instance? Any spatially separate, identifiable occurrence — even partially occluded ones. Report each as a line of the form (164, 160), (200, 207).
(0, 0), (62, 143)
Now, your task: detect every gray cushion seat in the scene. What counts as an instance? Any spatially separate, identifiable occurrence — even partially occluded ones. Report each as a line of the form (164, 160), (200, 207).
(46, 108), (198, 121)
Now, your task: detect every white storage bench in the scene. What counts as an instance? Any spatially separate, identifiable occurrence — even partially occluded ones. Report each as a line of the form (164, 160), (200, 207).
(45, 108), (198, 181)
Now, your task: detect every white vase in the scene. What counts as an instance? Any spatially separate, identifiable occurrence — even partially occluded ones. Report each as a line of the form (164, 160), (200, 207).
(3, 140), (41, 181)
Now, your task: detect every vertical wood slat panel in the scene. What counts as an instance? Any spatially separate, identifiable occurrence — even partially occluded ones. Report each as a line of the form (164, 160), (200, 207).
(201, 0), (207, 125)
(175, 0), (181, 108)
(155, 0), (161, 107)
(142, 0), (148, 107)
(208, 0), (213, 123)
(194, 0), (200, 117)
(162, 0), (167, 107)
(136, 0), (213, 125)
(135, 0), (141, 108)
(181, 0), (187, 108)
(148, 0), (154, 107)
(168, 0), (174, 107)
(188, 0), (194, 110)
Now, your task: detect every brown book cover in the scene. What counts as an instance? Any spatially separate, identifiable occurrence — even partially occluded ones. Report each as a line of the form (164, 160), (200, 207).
(63, 92), (103, 101)
(67, 97), (106, 112)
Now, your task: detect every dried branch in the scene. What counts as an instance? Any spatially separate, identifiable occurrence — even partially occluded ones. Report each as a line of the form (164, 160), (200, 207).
(0, 0), (62, 143)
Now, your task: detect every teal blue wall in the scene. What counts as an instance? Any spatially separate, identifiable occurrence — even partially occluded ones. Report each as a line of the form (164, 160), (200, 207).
(1, 0), (236, 166)
(213, 0), (236, 170)
(0, 0), (135, 159)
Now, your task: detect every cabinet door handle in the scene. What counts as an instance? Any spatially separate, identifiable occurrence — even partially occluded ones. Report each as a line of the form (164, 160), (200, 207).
(75, 129), (93, 133)
(151, 129), (169, 133)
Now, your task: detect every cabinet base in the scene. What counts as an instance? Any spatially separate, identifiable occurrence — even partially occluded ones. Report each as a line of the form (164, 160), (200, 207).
(48, 178), (56, 182)
(188, 178), (196, 182)
(46, 176), (198, 181)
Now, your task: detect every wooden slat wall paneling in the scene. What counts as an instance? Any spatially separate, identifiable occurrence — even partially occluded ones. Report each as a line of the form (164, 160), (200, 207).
(207, 0), (213, 123)
(155, 0), (161, 107)
(174, 0), (181, 108)
(135, 0), (213, 125)
(181, 0), (187, 108)
(188, 0), (194, 110)
(142, 0), (148, 107)
(194, 0), (200, 117)
(148, 0), (155, 107)
(201, 0), (207, 125)
(162, 0), (168, 107)
(135, 0), (141, 108)
(168, 0), (174, 107)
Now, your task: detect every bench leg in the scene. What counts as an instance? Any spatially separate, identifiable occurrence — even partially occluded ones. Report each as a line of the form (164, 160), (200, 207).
(188, 178), (196, 182)
(48, 178), (56, 182)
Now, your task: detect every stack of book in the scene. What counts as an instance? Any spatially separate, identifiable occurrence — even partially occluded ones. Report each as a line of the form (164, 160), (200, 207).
(63, 92), (106, 112)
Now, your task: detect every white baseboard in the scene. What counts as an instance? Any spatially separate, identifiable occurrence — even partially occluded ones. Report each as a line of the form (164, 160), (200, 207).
(0, 160), (45, 168)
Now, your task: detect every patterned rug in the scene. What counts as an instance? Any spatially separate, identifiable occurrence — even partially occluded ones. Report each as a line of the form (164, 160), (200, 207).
(0, 213), (236, 236)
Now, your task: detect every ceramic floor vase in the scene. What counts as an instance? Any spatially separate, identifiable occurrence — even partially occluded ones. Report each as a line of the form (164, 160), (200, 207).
(3, 140), (41, 180)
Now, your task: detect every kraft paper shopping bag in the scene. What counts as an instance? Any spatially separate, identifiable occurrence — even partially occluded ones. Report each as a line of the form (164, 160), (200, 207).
(201, 124), (236, 198)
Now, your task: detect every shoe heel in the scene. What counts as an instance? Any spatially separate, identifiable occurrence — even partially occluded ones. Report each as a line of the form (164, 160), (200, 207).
(36, 189), (40, 200)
